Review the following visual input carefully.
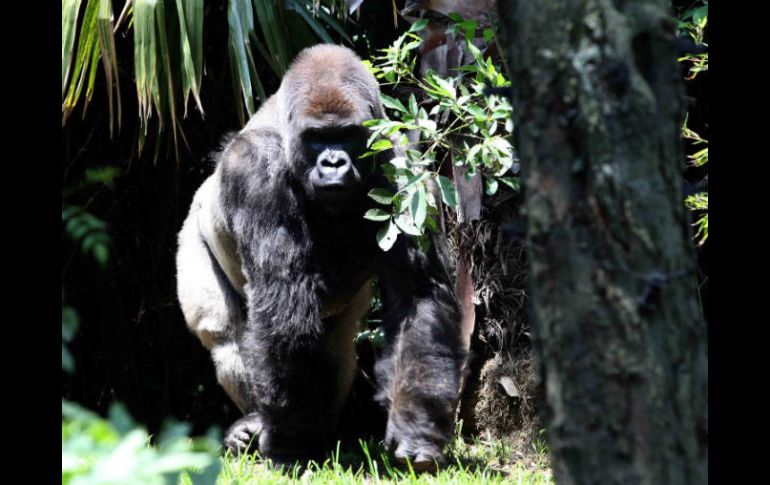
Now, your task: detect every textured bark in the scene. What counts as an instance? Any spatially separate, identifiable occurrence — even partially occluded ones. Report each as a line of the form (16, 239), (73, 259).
(497, 1), (707, 484)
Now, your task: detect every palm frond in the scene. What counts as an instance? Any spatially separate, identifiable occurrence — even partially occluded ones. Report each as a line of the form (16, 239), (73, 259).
(96, 0), (121, 136)
(62, 0), (101, 125)
(133, 0), (203, 160)
(228, 0), (261, 124)
(62, 0), (84, 98)
(251, 0), (289, 75)
(62, 0), (355, 158)
(175, 0), (204, 117)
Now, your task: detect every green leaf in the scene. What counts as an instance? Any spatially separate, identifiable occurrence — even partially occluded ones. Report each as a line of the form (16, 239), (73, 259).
(184, 0), (204, 85)
(363, 118), (389, 128)
(134, 0), (159, 124)
(84, 167), (119, 186)
(412, 185), (427, 228)
(693, 6), (708, 25)
(408, 94), (418, 116)
(465, 104), (486, 121)
(93, 244), (109, 268)
(286, 0), (334, 45)
(381, 94), (408, 113)
(400, 171), (430, 193)
(62, 205), (81, 222)
(355, 330), (372, 344)
(499, 176), (520, 191)
(153, 0), (182, 160)
(437, 77), (456, 99)
(256, 0), (291, 73)
(381, 164), (397, 178)
(311, 2), (354, 45)
(63, 0), (100, 124)
(368, 188), (395, 205)
(93, 0), (122, 137)
(437, 175), (458, 209)
(371, 138), (393, 151)
(370, 328), (385, 347)
(416, 118), (437, 134)
(486, 178), (498, 195)
(62, 343), (75, 374)
(409, 18), (428, 32)
(689, 147), (708, 167)
(458, 20), (477, 42)
(228, 0), (257, 120)
(175, 0), (204, 116)
(389, 156), (408, 169)
(376, 220), (400, 251)
(394, 214), (422, 236)
(467, 143), (482, 166)
(364, 208), (391, 221)
(62, 0), (84, 98)
(109, 402), (137, 436)
(62, 307), (79, 341)
(425, 214), (439, 233)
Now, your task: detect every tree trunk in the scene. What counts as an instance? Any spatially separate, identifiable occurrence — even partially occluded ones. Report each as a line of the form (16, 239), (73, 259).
(497, 1), (707, 484)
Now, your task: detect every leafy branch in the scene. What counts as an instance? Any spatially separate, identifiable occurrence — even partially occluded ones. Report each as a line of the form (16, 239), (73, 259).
(677, 1), (708, 246)
(363, 19), (517, 251)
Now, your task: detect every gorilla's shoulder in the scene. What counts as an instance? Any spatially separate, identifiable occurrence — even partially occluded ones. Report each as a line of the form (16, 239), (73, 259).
(215, 127), (284, 175)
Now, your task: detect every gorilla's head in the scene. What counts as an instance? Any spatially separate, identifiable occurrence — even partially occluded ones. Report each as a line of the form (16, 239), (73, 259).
(279, 45), (387, 211)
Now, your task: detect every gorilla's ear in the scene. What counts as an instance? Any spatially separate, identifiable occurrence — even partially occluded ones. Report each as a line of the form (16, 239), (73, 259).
(369, 100), (386, 120)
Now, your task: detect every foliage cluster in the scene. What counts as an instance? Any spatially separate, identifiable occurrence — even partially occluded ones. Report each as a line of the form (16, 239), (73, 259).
(62, 0), (351, 159)
(62, 166), (118, 373)
(62, 163), (219, 484)
(677, 0), (709, 245)
(363, 18), (516, 251)
(63, 401), (220, 485)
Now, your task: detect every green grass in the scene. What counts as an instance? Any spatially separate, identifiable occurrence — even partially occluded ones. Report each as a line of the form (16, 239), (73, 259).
(180, 435), (553, 484)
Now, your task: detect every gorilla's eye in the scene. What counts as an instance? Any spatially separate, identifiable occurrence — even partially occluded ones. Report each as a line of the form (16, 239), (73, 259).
(302, 126), (366, 154)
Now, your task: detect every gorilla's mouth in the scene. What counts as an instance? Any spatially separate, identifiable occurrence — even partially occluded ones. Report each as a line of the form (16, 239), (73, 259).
(311, 180), (357, 208)
(310, 165), (360, 204)
(319, 185), (354, 199)
(316, 181), (349, 191)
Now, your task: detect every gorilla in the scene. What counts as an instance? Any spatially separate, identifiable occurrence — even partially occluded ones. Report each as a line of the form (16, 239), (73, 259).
(176, 45), (465, 468)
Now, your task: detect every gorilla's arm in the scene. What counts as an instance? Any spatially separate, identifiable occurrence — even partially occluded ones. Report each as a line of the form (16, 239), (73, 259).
(218, 130), (340, 456)
(374, 235), (467, 465)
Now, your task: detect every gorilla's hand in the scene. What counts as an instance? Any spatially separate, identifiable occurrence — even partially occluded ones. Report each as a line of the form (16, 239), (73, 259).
(387, 432), (445, 472)
(223, 413), (263, 455)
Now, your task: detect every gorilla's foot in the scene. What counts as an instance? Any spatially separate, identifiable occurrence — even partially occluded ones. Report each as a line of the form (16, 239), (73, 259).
(223, 413), (263, 455)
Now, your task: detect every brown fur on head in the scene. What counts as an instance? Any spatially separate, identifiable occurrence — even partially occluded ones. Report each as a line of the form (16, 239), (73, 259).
(306, 83), (354, 119)
(279, 44), (385, 127)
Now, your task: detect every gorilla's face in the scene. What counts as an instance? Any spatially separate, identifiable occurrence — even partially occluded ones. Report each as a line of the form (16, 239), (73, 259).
(280, 45), (386, 213)
(300, 123), (371, 210)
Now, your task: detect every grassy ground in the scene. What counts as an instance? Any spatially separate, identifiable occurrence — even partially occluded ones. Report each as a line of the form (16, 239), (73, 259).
(182, 433), (553, 484)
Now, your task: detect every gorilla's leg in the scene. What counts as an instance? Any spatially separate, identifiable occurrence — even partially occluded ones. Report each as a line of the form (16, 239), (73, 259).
(375, 239), (466, 470)
(176, 179), (250, 414)
(226, 282), (371, 461)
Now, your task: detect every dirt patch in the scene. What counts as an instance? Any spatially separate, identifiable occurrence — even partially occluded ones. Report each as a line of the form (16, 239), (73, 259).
(447, 205), (544, 459)
(473, 351), (537, 438)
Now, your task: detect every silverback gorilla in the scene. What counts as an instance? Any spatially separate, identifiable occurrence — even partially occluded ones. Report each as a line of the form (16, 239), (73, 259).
(176, 45), (465, 468)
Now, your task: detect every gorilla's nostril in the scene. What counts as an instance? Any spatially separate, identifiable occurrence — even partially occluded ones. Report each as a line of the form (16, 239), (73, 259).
(318, 150), (351, 171)
(321, 157), (343, 168)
